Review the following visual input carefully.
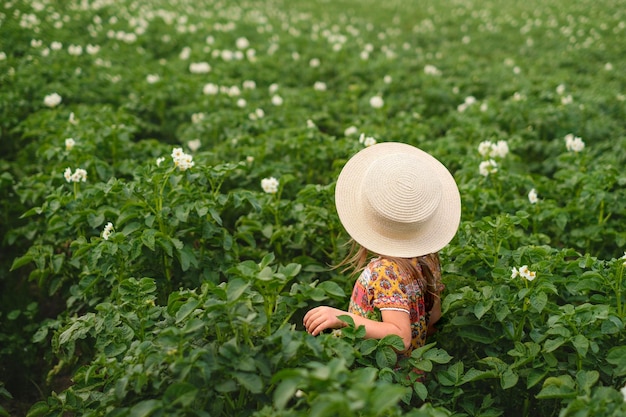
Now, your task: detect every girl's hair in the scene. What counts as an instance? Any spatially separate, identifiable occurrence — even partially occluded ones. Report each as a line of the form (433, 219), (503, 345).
(335, 240), (440, 311)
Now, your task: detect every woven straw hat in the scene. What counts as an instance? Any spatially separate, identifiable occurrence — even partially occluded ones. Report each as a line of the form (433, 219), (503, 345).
(335, 142), (461, 258)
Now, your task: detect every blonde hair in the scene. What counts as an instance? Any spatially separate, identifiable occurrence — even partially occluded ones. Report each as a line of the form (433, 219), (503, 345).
(335, 240), (440, 311)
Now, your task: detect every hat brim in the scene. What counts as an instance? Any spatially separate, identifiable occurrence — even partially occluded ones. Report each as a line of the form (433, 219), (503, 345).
(335, 142), (461, 258)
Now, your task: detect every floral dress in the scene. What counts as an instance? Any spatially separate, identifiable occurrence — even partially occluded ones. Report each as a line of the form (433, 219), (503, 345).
(347, 253), (443, 359)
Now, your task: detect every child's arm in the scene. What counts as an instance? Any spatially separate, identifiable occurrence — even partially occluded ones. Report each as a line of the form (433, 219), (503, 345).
(303, 306), (412, 351)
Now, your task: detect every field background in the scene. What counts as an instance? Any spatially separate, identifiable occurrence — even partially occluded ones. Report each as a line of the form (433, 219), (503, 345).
(1, 0), (626, 416)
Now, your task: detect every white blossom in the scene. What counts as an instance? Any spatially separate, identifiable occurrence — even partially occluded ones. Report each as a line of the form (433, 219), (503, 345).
(271, 94), (284, 106)
(511, 267), (519, 279)
(269, 83), (279, 94)
(479, 159), (498, 177)
(358, 133), (377, 147)
(309, 58), (320, 67)
(44, 93), (62, 107)
(189, 62), (211, 74)
(237, 98), (247, 108)
(306, 119), (316, 129)
(68, 112), (78, 125)
(528, 188), (538, 204)
(313, 81), (327, 91)
(171, 147), (194, 171)
(620, 252), (626, 267)
(261, 177), (279, 194)
(369, 95), (384, 109)
(68, 44), (83, 56)
(65, 138), (75, 151)
(203, 83), (219, 95)
(564, 134), (585, 152)
(519, 265), (537, 281)
(102, 222), (114, 240)
(64, 167), (87, 183)
(243, 80), (256, 90)
(146, 74), (160, 84)
(490, 140), (509, 158)
(187, 139), (201, 152)
(424, 64), (441, 75)
(156, 157), (165, 166)
(478, 141), (493, 157)
(236, 37), (250, 50)
(344, 126), (358, 136)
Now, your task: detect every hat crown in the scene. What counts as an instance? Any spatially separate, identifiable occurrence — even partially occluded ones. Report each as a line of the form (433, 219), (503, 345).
(364, 153), (442, 228)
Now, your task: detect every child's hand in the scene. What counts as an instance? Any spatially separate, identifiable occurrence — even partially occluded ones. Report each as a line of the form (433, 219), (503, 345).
(303, 306), (347, 336)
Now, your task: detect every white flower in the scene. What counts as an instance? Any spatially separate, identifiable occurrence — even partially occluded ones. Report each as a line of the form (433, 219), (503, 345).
(203, 83), (219, 95)
(271, 95), (283, 106)
(227, 86), (241, 97)
(620, 252), (626, 267)
(518, 265), (537, 281)
(261, 177), (279, 194)
(102, 222), (114, 240)
(237, 98), (247, 108)
(156, 157), (165, 166)
(621, 384), (626, 402)
(187, 139), (201, 152)
(0, 52), (6, 61)
(561, 95), (573, 105)
(68, 112), (78, 125)
(424, 64), (441, 75)
(479, 159), (498, 177)
(51, 41), (63, 51)
(65, 138), (75, 151)
(369, 95), (384, 109)
(490, 140), (509, 158)
(72, 168), (87, 183)
(564, 134), (585, 152)
(478, 141), (493, 157)
(309, 58), (320, 67)
(189, 62), (211, 74)
(44, 93), (62, 108)
(146, 74), (160, 84)
(313, 81), (327, 91)
(604, 62), (613, 71)
(269, 83), (279, 94)
(179, 46), (191, 60)
(191, 113), (205, 124)
(295, 389), (305, 398)
(556, 84), (566, 95)
(68, 44), (83, 56)
(171, 147), (194, 171)
(528, 188), (538, 204)
(243, 80), (256, 90)
(306, 119), (316, 129)
(344, 126), (358, 136)
(511, 267), (519, 279)
(236, 37), (249, 50)
(383, 75), (392, 84)
(246, 156), (254, 164)
(358, 133), (377, 147)
(63, 167), (72, 182)
(86, 44), (100, 55)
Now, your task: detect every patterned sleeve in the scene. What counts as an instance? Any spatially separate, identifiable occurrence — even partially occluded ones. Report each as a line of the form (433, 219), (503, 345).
(369, 259), (410, 313)
(423, 253), (444, 293)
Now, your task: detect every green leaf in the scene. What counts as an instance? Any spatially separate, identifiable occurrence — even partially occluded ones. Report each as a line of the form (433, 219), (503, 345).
(376, 345), (397, 368)
(500, 368), (519, 389)
(529, 292), (548, 313)
(226, 279), (249, 301)
(129, 400), (162, 417)
(424, 348), (453, 364)
(318, 280), (345, 298)
(370, 384), (405, 411)
(413, 381), (428, 401)
(380, 334), (405, 351)
(527, 369), (548, 389)
(571, 334), (589, 357)
(234, 372), (263, 393)
(607, 346), (626, 376)
(536, 375), (577, 399)
(10, 254), (33, 271)
(175, 299), (199, 323)
(273, 378), (298, 410)
(25, 402), (49, 417)
(543, 337), (566, 353)
(163, 382), (198, 407)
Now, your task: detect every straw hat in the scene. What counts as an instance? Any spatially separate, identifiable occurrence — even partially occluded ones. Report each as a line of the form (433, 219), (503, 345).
(335, 142), (461, 258)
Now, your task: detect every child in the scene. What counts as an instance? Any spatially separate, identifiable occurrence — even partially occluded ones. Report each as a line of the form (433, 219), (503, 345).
(303, 142), (461, 361)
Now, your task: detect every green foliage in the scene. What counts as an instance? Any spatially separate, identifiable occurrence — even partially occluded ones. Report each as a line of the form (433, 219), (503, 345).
(1, 0), (626, 416)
